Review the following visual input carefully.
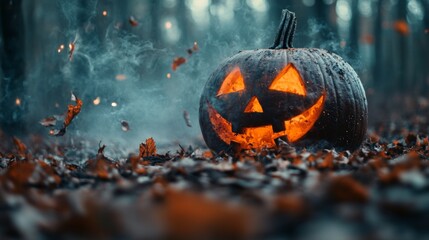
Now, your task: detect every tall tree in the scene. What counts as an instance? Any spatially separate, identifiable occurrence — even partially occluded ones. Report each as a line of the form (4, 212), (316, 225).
(0, 0), (26, 136)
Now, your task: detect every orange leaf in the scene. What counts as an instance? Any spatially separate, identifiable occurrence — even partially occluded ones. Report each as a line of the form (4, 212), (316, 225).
(13, 137), (27, 157)
(139, 137), (157, 158)
(172, 57), (186, 71)
(64, 95), (83, 127)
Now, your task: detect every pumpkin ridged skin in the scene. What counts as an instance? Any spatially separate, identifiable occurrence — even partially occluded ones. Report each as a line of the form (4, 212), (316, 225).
(199, 9), (367, 153)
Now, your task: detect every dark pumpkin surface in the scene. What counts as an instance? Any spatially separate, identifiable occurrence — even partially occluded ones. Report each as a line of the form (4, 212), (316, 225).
(199, 10), (367, 153)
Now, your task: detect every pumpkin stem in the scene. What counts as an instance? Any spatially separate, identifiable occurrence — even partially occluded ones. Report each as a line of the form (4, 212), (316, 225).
(270, 9), (296, 49)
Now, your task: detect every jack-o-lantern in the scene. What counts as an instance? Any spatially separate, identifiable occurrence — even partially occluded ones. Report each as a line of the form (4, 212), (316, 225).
(199, 9), (367, 153)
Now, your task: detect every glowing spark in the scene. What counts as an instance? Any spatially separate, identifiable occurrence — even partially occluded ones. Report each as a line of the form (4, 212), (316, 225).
(93, 97), (101, 105)
(111, 102), (118, 107)
(102, 10), (107, 16)
(15, 98), (21, 106)
(115, 74), (127, 81)
(166, 73), (171, 79)
(57, 44), (65, 53)
(165, 21), (172, 29)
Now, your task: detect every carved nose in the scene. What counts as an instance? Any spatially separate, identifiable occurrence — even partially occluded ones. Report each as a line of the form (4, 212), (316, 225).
(244, 96), (263, 113)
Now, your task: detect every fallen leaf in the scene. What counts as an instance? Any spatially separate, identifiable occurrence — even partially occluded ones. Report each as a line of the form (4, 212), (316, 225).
(327, 176), (369, 203)
(139, 137), (157, 158)
(13, 137), (27, 157)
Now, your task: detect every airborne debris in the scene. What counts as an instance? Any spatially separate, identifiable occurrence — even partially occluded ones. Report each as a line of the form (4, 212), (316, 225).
(68, 36), (78, 61)
(39, 115), (61, 127)
(41, 92), (83, 136)
(171, 42), (200, 71)
(187, 42), (199, 55)
(120, 120), (130, 132)
(129, 16), (139, 26)
(183, 110), (192, 127)
(172, 57), (186, 71)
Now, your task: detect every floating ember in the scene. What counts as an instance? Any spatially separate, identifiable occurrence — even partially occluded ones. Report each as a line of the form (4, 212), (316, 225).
(165, 21), (172, 29)
(393, 20), (410, 35)
(115, 74), (127, 81)
(93, 97), (101, 105)
(102, 10), (108, 16)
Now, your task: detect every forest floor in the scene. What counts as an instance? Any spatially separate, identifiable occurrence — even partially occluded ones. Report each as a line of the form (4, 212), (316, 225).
(1, 95), (429, 239)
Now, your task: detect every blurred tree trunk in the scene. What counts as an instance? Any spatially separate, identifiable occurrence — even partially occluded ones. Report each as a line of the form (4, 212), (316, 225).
(420, 0), (429, 94)
(0, 0), (26, 136)
(151, 1), (161, 47)
(373, 0), (383, 91)
(349, 0), (360, 58)
(397, 0), (407, 91)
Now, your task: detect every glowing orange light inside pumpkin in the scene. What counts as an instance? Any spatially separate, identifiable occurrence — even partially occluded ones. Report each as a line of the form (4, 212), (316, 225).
(208, 94), (325, 149)
(244, 96), (263, 113)
(216, 67), (245, 97)
(269, 64), (306, 96)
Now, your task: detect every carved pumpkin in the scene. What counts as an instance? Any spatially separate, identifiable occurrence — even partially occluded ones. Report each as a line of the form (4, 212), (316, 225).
(199, 9), (367, 153)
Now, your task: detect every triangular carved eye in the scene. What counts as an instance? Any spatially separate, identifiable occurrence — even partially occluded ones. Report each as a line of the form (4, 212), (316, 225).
(269, 64), (306, 96)
(217, 67), (245, 97)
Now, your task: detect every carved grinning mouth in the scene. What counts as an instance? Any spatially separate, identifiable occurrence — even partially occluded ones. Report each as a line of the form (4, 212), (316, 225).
(207, 94), (325, 149)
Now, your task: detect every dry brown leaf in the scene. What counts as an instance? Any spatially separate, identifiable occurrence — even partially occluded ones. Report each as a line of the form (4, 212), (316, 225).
(327, 176), (369, 203)
(139, 137), (157, 158)
(13, 137), (27, 157)
(172, 57), (186, 71)
(64, 94), (83, 127)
